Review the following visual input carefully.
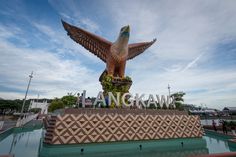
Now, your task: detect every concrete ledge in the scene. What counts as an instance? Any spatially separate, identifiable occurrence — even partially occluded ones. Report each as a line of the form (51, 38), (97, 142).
(0, 155), (14, 157)
(0, 127), (13, 141)
(204, 129), (235, 139)
(228, 139), (236, 148)
(189, 152), (236, 157)
(205, 129), (236, 149)
(40, 137), (207, 157)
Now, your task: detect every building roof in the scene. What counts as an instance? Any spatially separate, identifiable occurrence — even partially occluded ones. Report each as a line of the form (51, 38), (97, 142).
(223, 107), (236, 111)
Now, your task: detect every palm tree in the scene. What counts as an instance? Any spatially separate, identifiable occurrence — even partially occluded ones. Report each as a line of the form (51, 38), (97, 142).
(171, 92), (185, 110)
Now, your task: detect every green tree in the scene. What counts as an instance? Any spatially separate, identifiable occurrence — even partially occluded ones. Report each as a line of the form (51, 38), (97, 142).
(48, 93), (77, 112)
(48, 98), (64, 112)
(0, 99), (31, 114)
(171, 92), (185, 110)
(61, 94), (77, 107)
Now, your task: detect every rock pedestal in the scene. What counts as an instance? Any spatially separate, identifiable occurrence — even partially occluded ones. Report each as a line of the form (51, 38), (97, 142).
(99, 71), (132, 103)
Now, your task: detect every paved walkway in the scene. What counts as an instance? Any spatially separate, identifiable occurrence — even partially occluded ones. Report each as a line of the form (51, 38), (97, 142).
(0, 119), (42, 134)
(23, 119), (42, 127)
(0, 120), (16, 134)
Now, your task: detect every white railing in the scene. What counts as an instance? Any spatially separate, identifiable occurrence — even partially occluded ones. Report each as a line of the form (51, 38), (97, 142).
(201, 119), (220, 126)
(16, 113), (38, 127)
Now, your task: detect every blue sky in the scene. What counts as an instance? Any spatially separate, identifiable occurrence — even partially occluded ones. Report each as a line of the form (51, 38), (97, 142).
(0, 0), (236, 109)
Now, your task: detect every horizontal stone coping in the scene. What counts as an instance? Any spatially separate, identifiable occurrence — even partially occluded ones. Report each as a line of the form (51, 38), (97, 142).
(63, 108), (188, 115)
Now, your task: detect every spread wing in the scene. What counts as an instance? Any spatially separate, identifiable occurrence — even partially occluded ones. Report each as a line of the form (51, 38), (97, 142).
(128, 39), (156, 60)
(62, 20), (112, 62)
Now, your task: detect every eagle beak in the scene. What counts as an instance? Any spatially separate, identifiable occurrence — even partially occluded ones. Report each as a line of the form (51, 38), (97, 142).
(125, 25), (130, 32)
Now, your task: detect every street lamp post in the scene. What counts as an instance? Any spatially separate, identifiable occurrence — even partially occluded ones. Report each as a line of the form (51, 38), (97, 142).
(168, 84), (172, 109)
(20, 71), (33, 116)
(168, 84), (171, 97)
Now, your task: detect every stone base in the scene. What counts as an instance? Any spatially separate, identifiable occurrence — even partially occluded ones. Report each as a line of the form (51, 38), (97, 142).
(44, 109), (203, 145)
(99, 71), (132, 96)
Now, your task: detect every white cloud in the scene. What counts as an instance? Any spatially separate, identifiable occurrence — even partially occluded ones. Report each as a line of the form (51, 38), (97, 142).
(32, 22), (103, 63)
(129, 67), (236, 109)
(0, 34), (102, 99)
(99, 0), (236, 108)
(48, 0), (100, 33)
(105, 0), (236, 60)
(80, 18), (100, 33)
(182, 53), (204, 72)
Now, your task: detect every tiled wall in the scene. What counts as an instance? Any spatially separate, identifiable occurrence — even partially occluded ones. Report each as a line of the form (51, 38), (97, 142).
(44, 113), (203, 144)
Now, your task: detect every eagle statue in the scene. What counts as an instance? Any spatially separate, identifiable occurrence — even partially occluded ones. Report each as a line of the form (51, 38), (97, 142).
(62, 20), (156, 78)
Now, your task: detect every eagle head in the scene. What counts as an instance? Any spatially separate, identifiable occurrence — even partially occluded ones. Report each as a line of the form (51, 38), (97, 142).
(119, 25), (130, 38)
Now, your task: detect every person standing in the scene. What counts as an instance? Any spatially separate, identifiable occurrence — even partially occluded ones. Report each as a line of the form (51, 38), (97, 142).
(222, 121), (227, 134)
(230, 121), (235, 136)
(212, 120), (217, 132)
(76, 93), (80, 108)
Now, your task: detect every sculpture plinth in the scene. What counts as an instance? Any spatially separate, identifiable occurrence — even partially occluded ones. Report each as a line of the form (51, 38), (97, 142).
(99, 71), (132, 100)
(43, 109), (203, 145)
